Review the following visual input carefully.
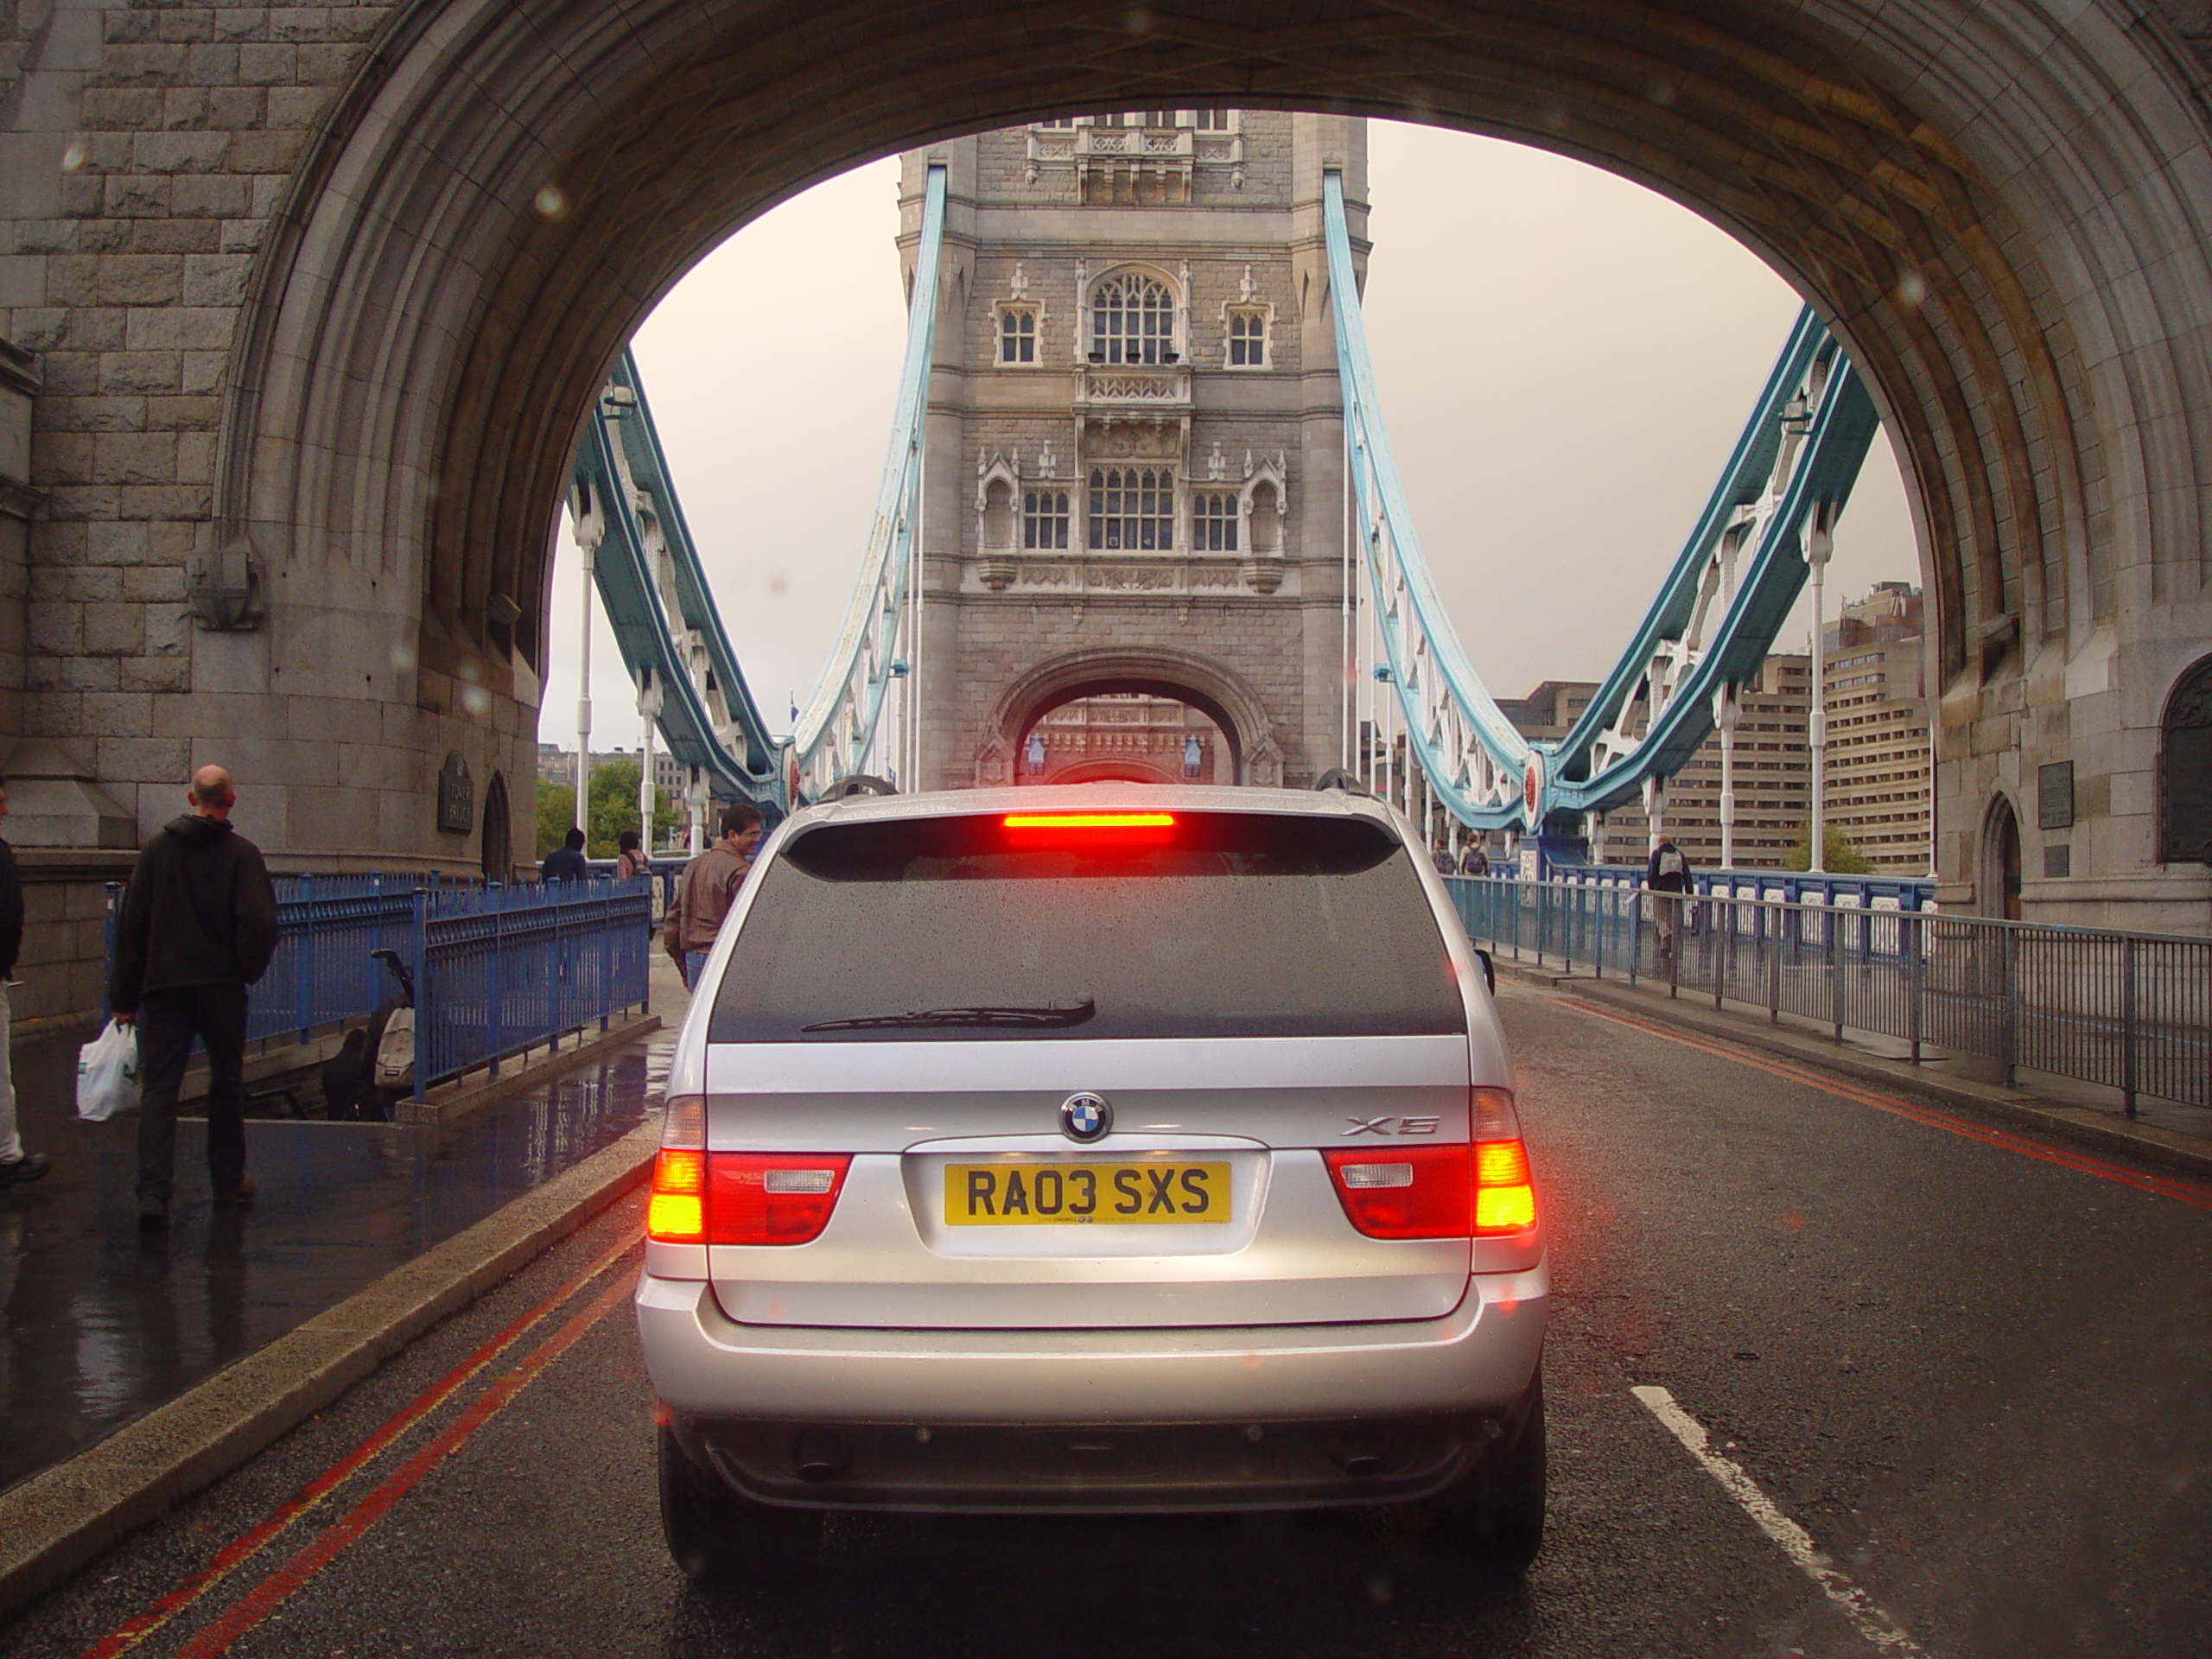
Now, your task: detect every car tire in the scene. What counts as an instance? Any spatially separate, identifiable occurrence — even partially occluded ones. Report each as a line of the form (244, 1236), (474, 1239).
(1430, 1370), (1546, 1574)
(658, 1425), (823, 1585)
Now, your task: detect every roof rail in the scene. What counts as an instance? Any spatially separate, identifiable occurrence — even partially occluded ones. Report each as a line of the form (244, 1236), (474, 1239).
(1313, 769), (1370, 796)
(820, 774), (898, 800)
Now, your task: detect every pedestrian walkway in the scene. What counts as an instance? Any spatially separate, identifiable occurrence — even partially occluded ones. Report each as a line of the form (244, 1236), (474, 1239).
(0, 954), (686, 1498)
(1487, 950), (2212, 1178)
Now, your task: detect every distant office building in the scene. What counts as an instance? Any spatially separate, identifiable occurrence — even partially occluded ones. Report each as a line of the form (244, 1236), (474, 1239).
(1494, 581), (1929, 871)
(1821, 583), (1933, 874)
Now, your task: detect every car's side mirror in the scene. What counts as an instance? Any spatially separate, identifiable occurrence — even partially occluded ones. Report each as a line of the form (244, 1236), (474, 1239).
(1473, 948), (1496, 996)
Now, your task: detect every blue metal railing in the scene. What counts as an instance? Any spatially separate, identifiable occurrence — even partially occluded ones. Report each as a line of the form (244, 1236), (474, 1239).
(1446, 875), (2211, 1111)
(412, 878), (652, 1101)
(104, 874), (652, 1095)
(1543, 862), (1936, 911)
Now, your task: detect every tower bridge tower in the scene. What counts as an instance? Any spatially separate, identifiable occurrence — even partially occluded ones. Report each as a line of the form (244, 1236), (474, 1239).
(900, 114), (1368, 791)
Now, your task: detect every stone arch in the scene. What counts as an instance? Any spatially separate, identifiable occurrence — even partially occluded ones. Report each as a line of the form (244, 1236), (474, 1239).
(203, 0), (2212, 899)
(1052, 756), (1184, 786)
(480, 772), (512, 885)
(977, 648), (1284, 789)
(2158, 655), (2212, 867)
(1980, 791), (2024, 922)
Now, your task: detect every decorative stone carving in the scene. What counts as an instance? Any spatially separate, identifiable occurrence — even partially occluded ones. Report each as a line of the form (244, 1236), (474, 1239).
(1242, 559), (1284, 594)
(1249, 733), (1287, 789)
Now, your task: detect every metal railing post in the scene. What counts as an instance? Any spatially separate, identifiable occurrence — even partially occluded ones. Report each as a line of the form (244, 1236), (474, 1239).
(2120, 934), (2138, 1117)
(2001, 925), (2019, 1086)
(101, 882), (122, 1023)
(1908, 913), (1923, 1065)
(292, 872), (313, 1040)
(487, 894), (505, 1077)
(1829, 899), (1845, 1043)
(410, 885), (429, 1106)
(1767, 899), (1782, 1025)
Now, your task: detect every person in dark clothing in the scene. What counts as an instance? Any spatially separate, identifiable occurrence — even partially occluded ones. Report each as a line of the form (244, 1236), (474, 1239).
(1646, 834), (1693, 960)
(110, 766), (279, 1230)
(0, 781), (48, 1192)
(542, 825), (589, 883)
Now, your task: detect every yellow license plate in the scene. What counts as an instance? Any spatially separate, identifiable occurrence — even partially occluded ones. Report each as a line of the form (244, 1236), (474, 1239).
(944, 1160), (1231, 1226)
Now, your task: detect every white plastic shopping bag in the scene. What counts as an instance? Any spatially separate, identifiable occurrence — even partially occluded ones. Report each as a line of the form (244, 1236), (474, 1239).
(75, 1018), (143, 1122)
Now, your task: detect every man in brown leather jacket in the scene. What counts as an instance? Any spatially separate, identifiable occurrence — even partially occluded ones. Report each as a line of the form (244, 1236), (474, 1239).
(663, 803), (765, 988)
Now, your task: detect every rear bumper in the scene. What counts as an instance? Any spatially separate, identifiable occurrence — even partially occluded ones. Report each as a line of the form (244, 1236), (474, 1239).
(638, 1261), (1546, 1509)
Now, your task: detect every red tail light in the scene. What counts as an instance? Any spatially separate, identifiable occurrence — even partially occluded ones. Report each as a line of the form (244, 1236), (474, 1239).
(1325, 1144), (1471, 1238)
(1324, 1088), (1536, 1240)
(645, 1148), (851, 1246)
(706, 1154), (852, 1245)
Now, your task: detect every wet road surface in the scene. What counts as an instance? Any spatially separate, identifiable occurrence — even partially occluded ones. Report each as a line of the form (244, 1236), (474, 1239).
(4, 978), (2209, 1657)
(0, 1032), (667, 1494)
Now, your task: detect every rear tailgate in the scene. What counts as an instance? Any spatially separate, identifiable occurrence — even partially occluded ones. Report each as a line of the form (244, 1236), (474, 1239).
(702, 1035), (1471, 1329)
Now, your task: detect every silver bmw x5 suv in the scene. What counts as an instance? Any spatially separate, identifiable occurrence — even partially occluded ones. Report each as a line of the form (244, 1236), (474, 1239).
(635, 783), (1548, 1580)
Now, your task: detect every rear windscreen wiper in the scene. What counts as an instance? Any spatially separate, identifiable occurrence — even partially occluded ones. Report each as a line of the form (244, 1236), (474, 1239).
(800, 998), (1096, 1033)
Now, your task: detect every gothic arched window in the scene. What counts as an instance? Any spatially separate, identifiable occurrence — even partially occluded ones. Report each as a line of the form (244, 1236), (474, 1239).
(999, 307), (1036, 364)
(1193, 491), (1238, 552)
(2160, 654), (2212, 863)
(1090, 273), (1175, 365)
(1089, 467), (1173, 550)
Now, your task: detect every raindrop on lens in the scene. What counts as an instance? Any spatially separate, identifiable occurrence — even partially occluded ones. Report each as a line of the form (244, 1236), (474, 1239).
(60, 142), (86, 174)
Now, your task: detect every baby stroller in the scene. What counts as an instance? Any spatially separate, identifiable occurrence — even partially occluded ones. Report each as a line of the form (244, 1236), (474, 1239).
(321, 947), (417, 1122)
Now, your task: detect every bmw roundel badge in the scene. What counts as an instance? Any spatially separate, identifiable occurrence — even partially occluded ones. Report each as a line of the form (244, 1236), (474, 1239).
(1059, 1092), (1111, 1143)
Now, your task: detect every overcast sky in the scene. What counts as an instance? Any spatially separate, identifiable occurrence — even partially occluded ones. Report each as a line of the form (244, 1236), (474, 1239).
(541, 120), (1917, 755)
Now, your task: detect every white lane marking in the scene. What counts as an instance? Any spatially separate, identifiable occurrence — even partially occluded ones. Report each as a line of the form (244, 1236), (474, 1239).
(1632, 1385), (1928, 1656)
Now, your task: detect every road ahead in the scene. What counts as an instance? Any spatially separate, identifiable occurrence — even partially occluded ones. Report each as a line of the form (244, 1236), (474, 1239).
(7, 979), (2209, 1658)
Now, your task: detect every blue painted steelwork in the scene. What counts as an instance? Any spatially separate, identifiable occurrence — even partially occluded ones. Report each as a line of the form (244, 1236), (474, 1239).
(1320, 170), (1882, 830)
(104, 874), (651, 1088)
(411, 878), (652, 1099)
(575, 364), (782, 804)
(1322, 170), (1527, 824)
(569, 162), (950, 812)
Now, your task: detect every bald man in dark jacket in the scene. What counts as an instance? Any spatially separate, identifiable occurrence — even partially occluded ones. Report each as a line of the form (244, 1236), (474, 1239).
(111, 766), (278, 1229)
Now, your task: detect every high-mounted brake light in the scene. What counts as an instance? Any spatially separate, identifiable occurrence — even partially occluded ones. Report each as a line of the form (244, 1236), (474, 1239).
(1002, 811), (1176, 830)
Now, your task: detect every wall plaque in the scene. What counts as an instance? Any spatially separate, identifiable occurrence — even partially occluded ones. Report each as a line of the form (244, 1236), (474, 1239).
(2037, 760), (2074, 830)
(437, 751), (474, 834)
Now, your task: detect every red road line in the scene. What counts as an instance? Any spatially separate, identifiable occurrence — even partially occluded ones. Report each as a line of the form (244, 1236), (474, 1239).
(1561, 998), (2212, 1211)
(80, 1230), (640, 1659)
(168, 1269), (636, 1659)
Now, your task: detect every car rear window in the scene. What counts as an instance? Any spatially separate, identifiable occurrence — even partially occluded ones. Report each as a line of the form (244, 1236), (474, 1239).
(708, 810), (1465, 1042)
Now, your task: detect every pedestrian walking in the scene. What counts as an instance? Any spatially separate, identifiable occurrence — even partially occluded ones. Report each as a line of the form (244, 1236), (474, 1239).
(0, 780), (48, 1193)
(110, 766), (279, 1230)
(541, 825), (589, 883)
(1459, 839), (1491, 877)
(615, 828), (650, 880)
(664, 803), (764, 989)
(1646, 833), (1692, 963)
(1432, 838), (1457, 876)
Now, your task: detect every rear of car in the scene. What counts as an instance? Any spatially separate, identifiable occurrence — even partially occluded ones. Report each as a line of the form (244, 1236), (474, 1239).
(635, 785), (1547, 1578)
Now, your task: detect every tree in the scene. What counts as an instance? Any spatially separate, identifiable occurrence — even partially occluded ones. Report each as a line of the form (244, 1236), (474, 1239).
(535, 780), (576, 861)
(584, 759), (678, 857)
(1782, 823), (1874, 874)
